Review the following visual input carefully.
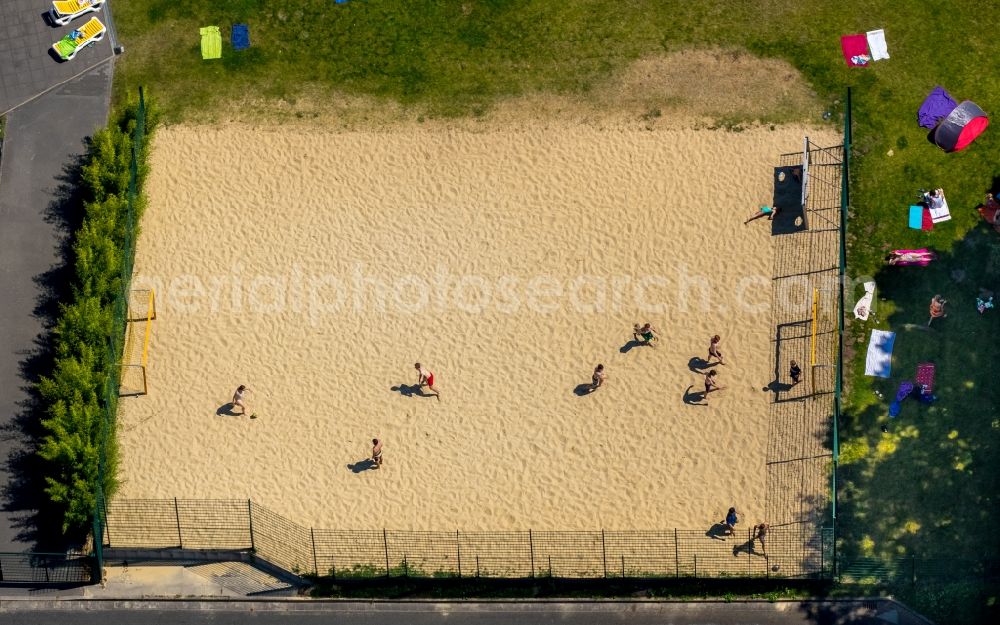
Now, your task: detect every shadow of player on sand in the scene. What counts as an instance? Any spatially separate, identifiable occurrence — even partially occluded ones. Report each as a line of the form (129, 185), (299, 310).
(216, 402), (241, 416)
(347, 459), (377, 473)
(619, 339), (649, 354)
(391, 384), (434, 399)
(688, 356), (716, 373)
(683, 385), (708, 406)
(705, 523), (729, 541)
(573, 383), (596, 396)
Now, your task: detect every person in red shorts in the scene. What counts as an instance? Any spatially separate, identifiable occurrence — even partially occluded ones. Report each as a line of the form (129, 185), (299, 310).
(414, 362), (440, 400)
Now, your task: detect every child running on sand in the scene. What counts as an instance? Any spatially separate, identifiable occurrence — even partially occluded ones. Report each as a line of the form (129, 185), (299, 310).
(633, 323), (659, 346)
(414, 363), (440, 400)
(232, 385), (255, 418)
(371, 438), (383, 469)
(704, 370), (724, 395)
(789, 360), (802, 386)
(590, 364), (607, 392)
(708, 335), (725, 365)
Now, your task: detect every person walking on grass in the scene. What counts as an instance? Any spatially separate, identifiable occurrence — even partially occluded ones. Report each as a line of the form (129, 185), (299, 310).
(414, 363), (440, 399)
(704, 369), (724, 396)
(789, 360), (802, 386)
(590, 364), (607, 392)
(232, 384), (255, 418)
(371, 438), (384, 469)
(708, 335), (725, 365)
(633, 322), (659, 346)
(928, 294), (948, 326)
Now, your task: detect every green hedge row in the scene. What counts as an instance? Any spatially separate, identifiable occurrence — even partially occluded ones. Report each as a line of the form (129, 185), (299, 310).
(37, 97), (157, 534)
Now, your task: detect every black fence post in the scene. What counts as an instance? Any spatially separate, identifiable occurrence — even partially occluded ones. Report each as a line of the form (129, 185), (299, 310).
(247, 499), (255, 551)
(621, 554), (625, 578)
(601, 529), (607, 578)
(748, 528), (752, 576)
(173, 498), (182, 548)
(674, 528), (679, 577)
(383, 529), (390, 577)
(694, 554), (698, 578)
(103, 498), (112, 546)
(456, 530), (462, 578)
(528, 530), (535, 578)
(403, 555), (408, 578)
(548, 555), (552, 577)
(911, 555), (916, 587)
(476, 555), (480, 578)
(310, 528), (319, 576)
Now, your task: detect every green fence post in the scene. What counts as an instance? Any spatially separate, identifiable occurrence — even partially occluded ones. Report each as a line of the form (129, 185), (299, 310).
(174, 498), (182, 548)
(383, 529), (390, 577)
(456, 530), (461, 578)
(674, 528), (679, 577)
(310, 528), (319, 576)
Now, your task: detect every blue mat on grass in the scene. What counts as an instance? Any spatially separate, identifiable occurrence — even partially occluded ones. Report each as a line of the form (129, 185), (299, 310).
(232, 24), (250, 51)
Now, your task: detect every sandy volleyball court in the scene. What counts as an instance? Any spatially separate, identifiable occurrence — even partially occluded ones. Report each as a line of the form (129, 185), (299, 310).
(118, 121), (837, 531)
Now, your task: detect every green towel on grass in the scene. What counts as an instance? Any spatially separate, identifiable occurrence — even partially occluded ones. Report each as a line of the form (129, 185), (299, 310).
(200, 26), (222, 60)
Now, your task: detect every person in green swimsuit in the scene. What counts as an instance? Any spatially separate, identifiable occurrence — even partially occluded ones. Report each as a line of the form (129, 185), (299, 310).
(744, 204), (779, 224)
(633, 322), (659, 346)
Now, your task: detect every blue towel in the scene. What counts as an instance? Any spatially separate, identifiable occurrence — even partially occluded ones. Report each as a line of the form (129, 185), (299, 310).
(908, 205), (923, 229)
(232, 24), (250, 51)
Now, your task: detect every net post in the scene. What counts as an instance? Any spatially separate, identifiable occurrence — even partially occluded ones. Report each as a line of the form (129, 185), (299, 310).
(247, 499), (255, 551)
(141, 365), (148, 396)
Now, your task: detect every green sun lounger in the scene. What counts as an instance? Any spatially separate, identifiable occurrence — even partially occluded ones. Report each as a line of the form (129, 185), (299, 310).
(52, 16), (106, 61)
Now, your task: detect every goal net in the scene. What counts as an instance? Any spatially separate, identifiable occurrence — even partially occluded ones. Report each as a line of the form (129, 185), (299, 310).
(120, 289), (156, 396)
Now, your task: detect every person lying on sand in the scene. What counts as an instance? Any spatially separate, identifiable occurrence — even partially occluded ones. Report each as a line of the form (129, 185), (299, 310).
(414, 362), (440, 400)
(744, 205), (778, 225)
(633, 323), (659, 346)
(707, 335), (725, 365)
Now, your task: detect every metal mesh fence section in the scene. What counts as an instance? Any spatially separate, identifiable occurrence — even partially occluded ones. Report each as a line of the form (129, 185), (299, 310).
(0, 553), (92, 584)
(104, 498), (834, 579)
(765, 141), (843, 577)
(386, 530), (461, 577)
(249, 502), (313, 576)
(312, 529), (387, 577)
(458, 531), (532, 577)
(176, 499), (251, 549)
(604, 531), (677, 578)
(530, 531), (603, 578)
(103, 498), (179, 548)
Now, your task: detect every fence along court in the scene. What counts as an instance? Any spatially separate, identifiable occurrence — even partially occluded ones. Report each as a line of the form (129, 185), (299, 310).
(101, 498), (833, 579)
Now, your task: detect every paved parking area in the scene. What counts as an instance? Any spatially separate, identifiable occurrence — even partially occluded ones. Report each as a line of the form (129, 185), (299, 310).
(0, 0), (115, 115)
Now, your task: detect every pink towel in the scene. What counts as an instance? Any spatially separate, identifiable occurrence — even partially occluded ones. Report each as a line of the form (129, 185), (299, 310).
(841, 34), (871, 67)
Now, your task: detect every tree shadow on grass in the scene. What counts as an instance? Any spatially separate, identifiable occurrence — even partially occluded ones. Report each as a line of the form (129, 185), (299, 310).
(837, 226), (1000, 580)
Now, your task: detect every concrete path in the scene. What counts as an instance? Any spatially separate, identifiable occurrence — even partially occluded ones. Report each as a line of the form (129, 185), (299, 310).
(0, 0), (115, 115)
(0, 61), (113, 552)
(0, 598), (933, 625)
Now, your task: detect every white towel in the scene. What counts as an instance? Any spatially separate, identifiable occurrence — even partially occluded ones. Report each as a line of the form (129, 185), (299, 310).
(866, 29), (889, 61)
(853, 281), (876, 320)
(929, 195), (951, 223)
(864, 329), (895, 378)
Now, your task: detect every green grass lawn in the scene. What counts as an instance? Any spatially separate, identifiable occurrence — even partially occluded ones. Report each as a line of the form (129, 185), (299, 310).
(113, 1), (999, 622)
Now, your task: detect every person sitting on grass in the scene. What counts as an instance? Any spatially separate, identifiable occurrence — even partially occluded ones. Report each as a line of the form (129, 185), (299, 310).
(744, 204), (779, 225)
(979, 193), (1000, 234)
(928, 294), (948, 326)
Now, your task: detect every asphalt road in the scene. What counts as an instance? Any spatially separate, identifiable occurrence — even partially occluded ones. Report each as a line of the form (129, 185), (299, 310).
(0, 600), (927, 625)
(0, 61), (113, 551)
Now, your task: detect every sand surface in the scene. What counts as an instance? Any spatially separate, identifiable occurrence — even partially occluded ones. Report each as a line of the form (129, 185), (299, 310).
(119, 122), (837, 531)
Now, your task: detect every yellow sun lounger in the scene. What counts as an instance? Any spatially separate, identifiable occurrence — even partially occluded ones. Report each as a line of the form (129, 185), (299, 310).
(50, 0), (105, 27)
(52, 16), (106, 61)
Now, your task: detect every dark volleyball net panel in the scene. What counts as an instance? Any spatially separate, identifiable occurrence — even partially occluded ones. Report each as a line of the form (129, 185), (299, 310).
(102, 498), (834, 580)
(765, 138), (844, 576)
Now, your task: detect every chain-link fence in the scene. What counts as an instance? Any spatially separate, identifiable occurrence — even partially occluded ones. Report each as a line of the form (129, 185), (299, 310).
(102, 498), (834, 579)
(93, 87), (147, 577)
